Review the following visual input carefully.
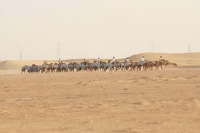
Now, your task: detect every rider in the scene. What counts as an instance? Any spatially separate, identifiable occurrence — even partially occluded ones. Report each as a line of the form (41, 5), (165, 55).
(141, 56), (145, 62)
(159, 56), (163, 61)
(126, 57), (130, 64)
(58, 58), (63, 64)
(83, 58), (87, 65)
(97, 57), (100, 63)
(111, 57), (115, 64)
(43, 59), (48, 64)
(159, 56), (165, 63)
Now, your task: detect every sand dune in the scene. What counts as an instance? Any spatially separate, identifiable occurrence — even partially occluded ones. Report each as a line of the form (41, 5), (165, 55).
(129, 52), (200, 66)
(130, 52), (200, 60)
(0, 60), (44, 70)
(0, 60), (58, 70)
(0, 52), (200, 70)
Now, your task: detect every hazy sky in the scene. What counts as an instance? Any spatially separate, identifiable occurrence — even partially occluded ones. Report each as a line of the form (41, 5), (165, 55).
(1, 0), (200, 60)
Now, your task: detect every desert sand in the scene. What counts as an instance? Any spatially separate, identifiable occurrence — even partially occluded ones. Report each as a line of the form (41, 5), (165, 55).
(0, 53), (200, 133)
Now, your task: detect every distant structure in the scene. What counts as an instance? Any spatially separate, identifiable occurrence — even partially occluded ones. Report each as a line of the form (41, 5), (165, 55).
(54, 42), (63, 59)
(20, 50), (22, 60)
(188, 44), (190, 53)
(149, 41), (156, 52)
(17, 44), (22, 60)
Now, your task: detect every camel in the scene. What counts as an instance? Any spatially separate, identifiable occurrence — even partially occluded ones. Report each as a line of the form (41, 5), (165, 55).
(88, 61), (102, 71)
(70, 62), (87, 72)
(59, 63), (68, 72)
(21, 65), (31, 74)
(136, 61), (147, 71)
(122, 60), (132, 71)
(147, 61), (160, 70)
(51, 63), (59, 72)
(80, 60), (90, 66)
(107, 59), (112, 63)
(144, 61), (159, 71)
(68, 62), (76, 72)
(41, 63), (53, 73)
(160, 59), (177, 69)
(30, 64), (42, 73)
(112, 60), (121, 71)
(43, 60), (48, 65)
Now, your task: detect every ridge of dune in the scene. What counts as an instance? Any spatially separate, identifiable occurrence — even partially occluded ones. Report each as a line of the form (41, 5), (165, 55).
(0, 52), (200, 70)
(129, 52), (200, 60)
(129, 52), (200, 66)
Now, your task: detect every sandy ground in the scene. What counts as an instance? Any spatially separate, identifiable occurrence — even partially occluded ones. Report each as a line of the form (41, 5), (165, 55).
(0, 68), (200, 133)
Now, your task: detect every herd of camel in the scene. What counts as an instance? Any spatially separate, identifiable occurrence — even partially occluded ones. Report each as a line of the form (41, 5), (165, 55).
(21, 59), (177, 74)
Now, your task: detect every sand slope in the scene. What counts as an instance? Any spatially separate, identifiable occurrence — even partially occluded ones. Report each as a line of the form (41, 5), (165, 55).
(0, 52), (200, 70)
(129, 52), (200, 66)
(0, 60), (57, 70)
(0, 61), (43, 70)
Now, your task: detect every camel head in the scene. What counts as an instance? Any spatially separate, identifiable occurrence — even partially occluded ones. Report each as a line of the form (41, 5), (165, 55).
(115, 60), (120, 63)
(107, 59), (111, 63)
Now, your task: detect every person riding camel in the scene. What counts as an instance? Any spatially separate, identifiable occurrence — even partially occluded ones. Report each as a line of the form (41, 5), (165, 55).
(58, 58), (63, 64)
(126, 57), (130, 64)
(141, 56), (145, 62)
(83, 58), (87, 65)
(159, 56), (164, 63)
(111, 57), (115, 64)
(43, 59), (48, 64)
(97, 57), (100, 63)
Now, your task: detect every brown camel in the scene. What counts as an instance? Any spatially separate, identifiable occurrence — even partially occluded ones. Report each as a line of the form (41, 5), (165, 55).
(80, 60), (90, 66)
(159, 59), (177, 69)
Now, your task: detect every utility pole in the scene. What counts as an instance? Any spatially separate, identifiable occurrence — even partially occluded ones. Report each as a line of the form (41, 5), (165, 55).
(54, 42), (63, 59)
(17, 44), (22, 60)
(149, 41), (156, 52)
(20, 50), (22, 60)
(188, 44), (190, 53)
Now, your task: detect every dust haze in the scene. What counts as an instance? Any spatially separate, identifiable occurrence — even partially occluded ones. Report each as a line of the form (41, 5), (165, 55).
(0, 0), (200, 60)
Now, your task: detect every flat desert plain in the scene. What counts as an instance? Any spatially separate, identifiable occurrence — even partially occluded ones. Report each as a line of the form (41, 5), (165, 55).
(1, 53), (200, 133)
(0, 68), (200, 133)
